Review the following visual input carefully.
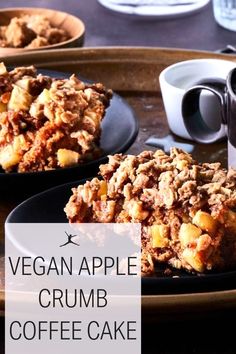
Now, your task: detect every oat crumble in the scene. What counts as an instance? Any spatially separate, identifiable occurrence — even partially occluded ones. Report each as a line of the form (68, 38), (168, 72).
(65, 148), (236, 275)
(0, 63), (112, 172)
(0, 15), (69, 49)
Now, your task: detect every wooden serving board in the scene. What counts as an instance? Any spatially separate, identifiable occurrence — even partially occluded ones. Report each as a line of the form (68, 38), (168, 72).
(1, 47), (236, 317)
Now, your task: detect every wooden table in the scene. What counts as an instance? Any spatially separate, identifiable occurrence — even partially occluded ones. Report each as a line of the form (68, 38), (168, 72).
(1, 47), (236, 353)
(1, 0), (236, 352)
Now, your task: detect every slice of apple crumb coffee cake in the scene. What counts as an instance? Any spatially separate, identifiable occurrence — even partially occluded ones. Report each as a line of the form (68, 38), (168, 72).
(64, 148), (236, 275)
(0, 63), (112, 172)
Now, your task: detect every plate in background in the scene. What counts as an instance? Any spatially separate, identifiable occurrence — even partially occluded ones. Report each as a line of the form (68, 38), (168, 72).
(97, 0), (210, 19)
(0, 7), (85, 55)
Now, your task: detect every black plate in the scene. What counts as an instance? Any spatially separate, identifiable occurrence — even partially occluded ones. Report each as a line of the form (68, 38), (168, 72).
(6, 180), (236, 295)
(1, 69), (138, 197)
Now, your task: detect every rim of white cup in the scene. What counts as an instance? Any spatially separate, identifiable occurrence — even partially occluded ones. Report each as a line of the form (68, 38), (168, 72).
(159, 58), (236, 90)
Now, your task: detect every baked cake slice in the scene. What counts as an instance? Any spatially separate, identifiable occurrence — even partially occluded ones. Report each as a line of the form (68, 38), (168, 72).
(0, 63), (112, 172)
(64, 148), (236, 275)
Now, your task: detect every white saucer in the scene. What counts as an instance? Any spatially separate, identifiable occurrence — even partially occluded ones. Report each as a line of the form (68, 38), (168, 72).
(98, 0), (210, 19)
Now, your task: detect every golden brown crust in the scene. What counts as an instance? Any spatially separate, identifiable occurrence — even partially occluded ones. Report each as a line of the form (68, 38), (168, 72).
(64, 148), (236, 275)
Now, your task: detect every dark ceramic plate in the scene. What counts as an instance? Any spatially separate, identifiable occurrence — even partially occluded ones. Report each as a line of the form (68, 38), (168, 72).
(6, 179), (236, 295)
(1, 69), (138, 196)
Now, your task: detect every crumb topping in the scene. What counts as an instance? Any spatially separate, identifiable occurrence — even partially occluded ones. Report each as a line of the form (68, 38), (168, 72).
(65, 148), (236, 275)
(0, 15), (69, 48)
(0, 63), (112, 172)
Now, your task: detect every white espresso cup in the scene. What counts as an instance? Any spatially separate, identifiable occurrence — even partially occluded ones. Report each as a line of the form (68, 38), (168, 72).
(159, 58), (236, 140)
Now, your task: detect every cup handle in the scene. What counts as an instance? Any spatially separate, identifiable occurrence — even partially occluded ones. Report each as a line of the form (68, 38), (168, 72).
(181, 79), (227, 143)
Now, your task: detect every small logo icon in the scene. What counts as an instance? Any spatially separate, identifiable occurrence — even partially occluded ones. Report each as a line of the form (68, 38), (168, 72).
(60, 231), (80, 247)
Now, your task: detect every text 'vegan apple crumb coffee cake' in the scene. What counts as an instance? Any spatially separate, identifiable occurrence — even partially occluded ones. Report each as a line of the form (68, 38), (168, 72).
(0, 63), (112, 172)
(65, 148), (236, 275)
